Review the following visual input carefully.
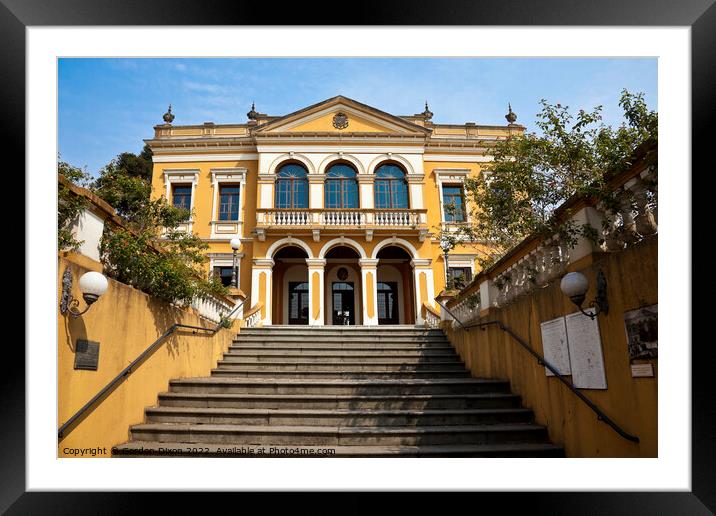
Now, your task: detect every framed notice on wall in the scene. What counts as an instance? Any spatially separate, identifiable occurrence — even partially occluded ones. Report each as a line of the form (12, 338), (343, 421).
(540, 317), (571, 377)
(565, 310), (607, 389)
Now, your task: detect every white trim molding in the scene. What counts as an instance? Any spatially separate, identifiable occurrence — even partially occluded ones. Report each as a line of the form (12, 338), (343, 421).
(423, 154), (493, 162)
(163, 169), (200, 234)
(153, 153), (259, 163)
(434, 168), (472, 224)
(209, 167), (247, 239)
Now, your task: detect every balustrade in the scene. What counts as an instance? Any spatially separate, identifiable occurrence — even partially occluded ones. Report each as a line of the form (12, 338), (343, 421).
(256, 208), (425, 229)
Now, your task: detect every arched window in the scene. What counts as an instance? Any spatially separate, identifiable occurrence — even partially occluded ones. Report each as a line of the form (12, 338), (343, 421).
(325, 163), (359, 209)
(275, 163), (308, 209)
(374, 163), (409, 209)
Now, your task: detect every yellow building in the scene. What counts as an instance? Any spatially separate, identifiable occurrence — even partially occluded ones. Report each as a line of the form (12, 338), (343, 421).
(148, 96), (524, 326)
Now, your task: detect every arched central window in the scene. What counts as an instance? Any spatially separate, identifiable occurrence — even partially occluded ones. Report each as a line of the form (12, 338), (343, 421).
(325, 163), (359, 209)
(374, 163), (409, 209)
(275, 163), (308, 209)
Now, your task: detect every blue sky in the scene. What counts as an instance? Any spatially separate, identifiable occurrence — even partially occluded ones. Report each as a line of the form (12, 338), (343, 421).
(58, 58), (657, 176)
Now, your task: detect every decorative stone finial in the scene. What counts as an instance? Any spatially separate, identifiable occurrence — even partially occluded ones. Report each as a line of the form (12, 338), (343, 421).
(505, 103), (517, 125)
(422, 101), (433, 121)
(162, 104), (175, 124)
(247, 102), (258, 121)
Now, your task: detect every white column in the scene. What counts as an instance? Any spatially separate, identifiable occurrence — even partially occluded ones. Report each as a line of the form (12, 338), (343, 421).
(359, 259), (379, 326)
(257, 174), (275, 209)
(250, 258), (274, 325)
(308, 174), (325, 209)
(411, 258), (433, 325)
(406, 174), (425, 209)
(306, 258), (326, 326)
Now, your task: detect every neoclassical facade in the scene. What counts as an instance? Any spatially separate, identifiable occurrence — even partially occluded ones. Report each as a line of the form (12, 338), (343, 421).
(148, 96), (524, 326)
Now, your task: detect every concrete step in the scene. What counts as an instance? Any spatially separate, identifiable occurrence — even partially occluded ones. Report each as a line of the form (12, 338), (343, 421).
(129, 422), (548, 446)
(215, 361), (465, 371)
(227, 346), (455, 355)
(157, 392), (523, 410)
(144, 406), (534, 426)
(220, 354), (461, 363)
(168, 377), (511, 395)
(238, 327), (444, 336)
(233, 336), (449, 344)
(113, 441), (564, 457)
(210, 369), (472, 379)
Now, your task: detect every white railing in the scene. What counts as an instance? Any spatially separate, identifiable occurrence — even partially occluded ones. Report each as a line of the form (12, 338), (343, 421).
(491, 164), (658, 309)
(191, 295), (237, 325)
(322, 210), (364, 226)
(257, 210), (311, 226)
(256, 209), (426, 228)
(244, 303), (263, 328)
(422, 303), (442, 328)
(373, 210), (421, 227)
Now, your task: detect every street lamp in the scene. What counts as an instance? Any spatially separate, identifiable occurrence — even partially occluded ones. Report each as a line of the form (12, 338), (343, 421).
(230, 238), (241, 288)
(560, 270), (609, 320)
(60, 269), (109, 317)
(440, 235), (453, 291)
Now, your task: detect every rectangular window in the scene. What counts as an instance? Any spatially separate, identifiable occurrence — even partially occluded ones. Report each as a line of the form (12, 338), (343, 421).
(448, 267), (472, 289)
(218, 184), (240, 221)
(172, 184), (192, 219)
(213, 266), (235, 287)
(442, 185), (466, 222)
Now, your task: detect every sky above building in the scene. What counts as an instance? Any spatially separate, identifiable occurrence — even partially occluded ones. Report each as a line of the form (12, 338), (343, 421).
(58, 58), (657, 176)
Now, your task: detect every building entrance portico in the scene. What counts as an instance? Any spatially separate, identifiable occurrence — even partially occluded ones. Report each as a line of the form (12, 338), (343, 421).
(253, 236), (433, 327)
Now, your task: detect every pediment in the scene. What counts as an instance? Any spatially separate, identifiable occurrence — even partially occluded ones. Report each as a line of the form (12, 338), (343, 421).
(253, 96), (431, 137)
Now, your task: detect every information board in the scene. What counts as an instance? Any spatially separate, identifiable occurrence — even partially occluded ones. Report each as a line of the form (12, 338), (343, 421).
(540, 317), (571, 377)
(565, 310), (607, 389)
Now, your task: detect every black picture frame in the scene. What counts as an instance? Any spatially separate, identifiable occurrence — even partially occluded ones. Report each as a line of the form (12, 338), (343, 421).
(7, 0), (709, 513)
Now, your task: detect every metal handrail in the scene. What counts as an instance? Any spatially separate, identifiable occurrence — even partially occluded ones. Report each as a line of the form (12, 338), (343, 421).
(58, 298), (245, 440)
(434, 299), (639, 444)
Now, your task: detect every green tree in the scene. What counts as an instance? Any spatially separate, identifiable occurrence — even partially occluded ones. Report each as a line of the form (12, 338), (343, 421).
(457, 90), (657, 268)
(99, 199), (228, 305)
(59, 144), (227, 305)
(92, 144), (153, 220)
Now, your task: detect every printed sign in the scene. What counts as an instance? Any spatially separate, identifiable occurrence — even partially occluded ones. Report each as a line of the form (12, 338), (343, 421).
(540, 317), (571, 377)
(565, 310), (607, 389)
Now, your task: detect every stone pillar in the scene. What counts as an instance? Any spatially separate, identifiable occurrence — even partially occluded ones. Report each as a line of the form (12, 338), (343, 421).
(359, 259), (379, 325)
(411, 258), (434, 325)
(306, 258), (326, 326)
(250, 258), (274, 325)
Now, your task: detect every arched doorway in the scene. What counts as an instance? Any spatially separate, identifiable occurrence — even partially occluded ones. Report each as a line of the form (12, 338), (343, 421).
(324, 245), (363, 325)
(376, 245), (416, 325)
(272, 245), (309, 325)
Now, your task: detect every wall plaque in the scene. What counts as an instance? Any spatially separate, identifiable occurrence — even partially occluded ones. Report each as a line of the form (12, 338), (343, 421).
(565, 310), (607, 389)
(74, 339), (100, 371)
(540, 316), (571, 377)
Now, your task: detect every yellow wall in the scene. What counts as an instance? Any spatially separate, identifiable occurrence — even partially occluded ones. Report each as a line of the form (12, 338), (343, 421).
(151, 153), (500, 305)
(286, 112), (393, 133)
(58, 252), (235, 457)
(444, 237), (658, 457)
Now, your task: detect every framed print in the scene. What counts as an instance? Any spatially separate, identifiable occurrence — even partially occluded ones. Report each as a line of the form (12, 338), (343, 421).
(7, 0), (711, 513)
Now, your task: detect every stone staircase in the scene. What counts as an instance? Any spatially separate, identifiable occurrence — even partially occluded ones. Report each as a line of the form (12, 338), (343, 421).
(113, 326), (563, 457)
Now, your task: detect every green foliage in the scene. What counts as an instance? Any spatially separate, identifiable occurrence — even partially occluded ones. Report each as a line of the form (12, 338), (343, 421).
(92, 145), (153, 220)
(457, 90), (657, 268)
(58, 160), (91, 251)
(99, 197), (228, 305)
(60, 144), (227, 305)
